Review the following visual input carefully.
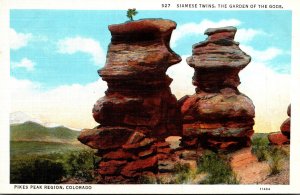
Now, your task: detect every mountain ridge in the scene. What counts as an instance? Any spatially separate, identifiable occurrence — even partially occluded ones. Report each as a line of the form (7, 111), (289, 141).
(10, 121), (81, 144)
(10, 111), (81, 131)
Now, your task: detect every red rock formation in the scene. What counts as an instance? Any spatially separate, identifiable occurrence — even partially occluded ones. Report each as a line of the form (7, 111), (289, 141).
(268, 132), (290, 145)
(280, 118), (290, 139)
(93, 19), (182, 138)
(181, 26), (255, 151)
(78, 19), (182, 183)
(269, 104), (291, 145)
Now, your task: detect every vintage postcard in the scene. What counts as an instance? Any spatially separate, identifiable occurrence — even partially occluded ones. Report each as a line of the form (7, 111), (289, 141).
(0, 0), (300, 194)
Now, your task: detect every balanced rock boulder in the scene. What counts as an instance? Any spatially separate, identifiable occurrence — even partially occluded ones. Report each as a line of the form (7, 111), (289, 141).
(281, 104), (291, 139)
(268, 132), (289, 145)
(280, 118), (290, 139)
(78, 19), (182, 183)
(268, 104), (291, 145)
(181, 26), (255, 151)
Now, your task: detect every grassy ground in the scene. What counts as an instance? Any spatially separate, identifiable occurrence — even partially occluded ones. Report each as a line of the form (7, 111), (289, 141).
(196, 151), (239, 184)
(251, 133), (289, 176)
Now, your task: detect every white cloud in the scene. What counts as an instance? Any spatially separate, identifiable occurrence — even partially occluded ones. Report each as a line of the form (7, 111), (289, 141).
(167, 55), (195, 98)
(11, 58), (35, 71)
(240, 45), (283, 62)
(171, 19), (267, 47)
(10, 77), (41, 97)
(57, 36), (105, 66)
(10, 28), (32, 50)
(239, 62), (290, 133)
(235, 28), (266, 43)
(171, 19), (241, 47)
(11, 77), (107, 129)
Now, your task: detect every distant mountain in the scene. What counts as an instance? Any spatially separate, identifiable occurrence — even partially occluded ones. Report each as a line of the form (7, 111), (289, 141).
(10, 111), (80, 131)
(10, 121), (80, 144)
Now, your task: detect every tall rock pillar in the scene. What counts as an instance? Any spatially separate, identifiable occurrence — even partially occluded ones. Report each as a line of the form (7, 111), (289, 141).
(181, 26), (255, 151)
(78, 19), (182, 183)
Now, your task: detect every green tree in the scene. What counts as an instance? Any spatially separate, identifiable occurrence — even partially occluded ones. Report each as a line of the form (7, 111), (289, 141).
(127, 8), (138, 21)
(64, 150), (96, 181)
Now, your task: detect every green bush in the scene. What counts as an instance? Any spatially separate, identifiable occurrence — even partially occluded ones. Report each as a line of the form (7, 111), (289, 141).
(154, 163), (195, 184)
(251, 135), (270, 161)
(173, 163), (195, 184)
(268, 147), (288, 176)
(197, 151), (239, 184)
(10, 156), (65, 184)
(63, 150), (97, 181)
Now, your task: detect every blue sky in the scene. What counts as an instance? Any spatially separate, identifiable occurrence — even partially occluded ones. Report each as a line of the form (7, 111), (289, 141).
(10, 10), (292, 131)
(11, 10), (291, 90)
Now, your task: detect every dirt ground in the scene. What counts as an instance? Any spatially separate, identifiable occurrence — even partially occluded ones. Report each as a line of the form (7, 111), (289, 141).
(260, 159), (289, 185)
(231, 146), (290, 185)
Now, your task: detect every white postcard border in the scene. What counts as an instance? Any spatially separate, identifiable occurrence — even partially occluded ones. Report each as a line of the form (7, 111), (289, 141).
(1, 0), (300, 194)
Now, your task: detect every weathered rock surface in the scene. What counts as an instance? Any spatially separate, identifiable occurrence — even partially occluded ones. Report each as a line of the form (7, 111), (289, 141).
(78, 19), (182, 183)
(287, 104), (291, 117)
(280, 118), (290, 138)
(98, 160), (127, 175)
(78, 127), (136, 150)
(181, 26), (255, 151)
(269, 104), (291, 145)
(268, 132), (290, 145)
(121, 156), (158, 177)
(102, 149), (137, 161)
(186, 27), (251, 93)
(181, 90), (255, 122)
(93, 19), (182, 138)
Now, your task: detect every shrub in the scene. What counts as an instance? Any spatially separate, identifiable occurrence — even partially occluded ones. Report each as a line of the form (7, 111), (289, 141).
(155, 163), (195, 184)
(173, 163), (195, 184)
(268, 147), (288, 176)
(197, 151), (239, 184)
(10, 156), (65, 184)
(251, 135), (270, 162)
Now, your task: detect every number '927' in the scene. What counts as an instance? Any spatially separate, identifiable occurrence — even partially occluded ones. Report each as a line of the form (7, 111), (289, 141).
(162, 4), (170, 8)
